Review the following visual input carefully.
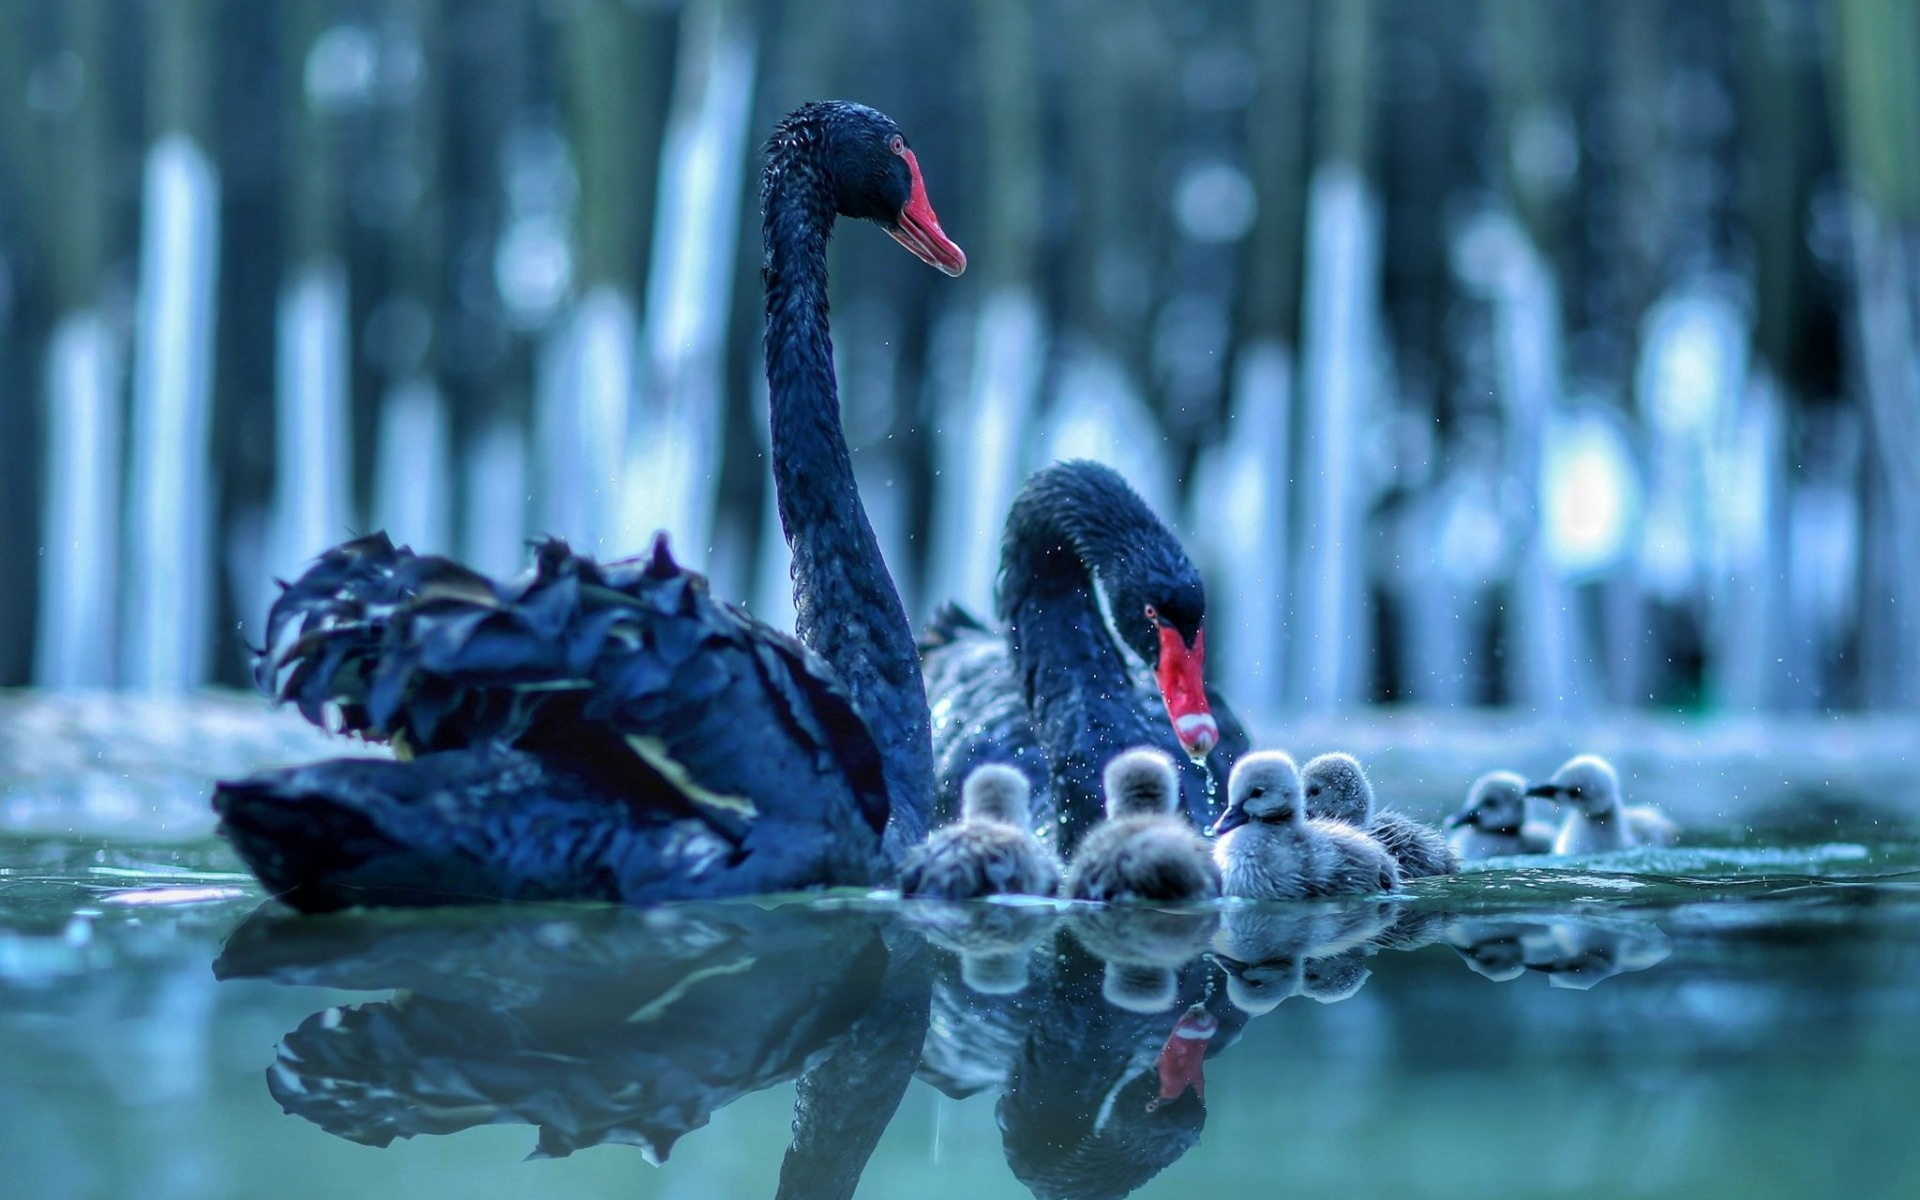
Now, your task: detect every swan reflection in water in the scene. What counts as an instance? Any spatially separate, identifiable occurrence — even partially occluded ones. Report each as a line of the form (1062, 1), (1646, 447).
(216, 897), (1673, 1198)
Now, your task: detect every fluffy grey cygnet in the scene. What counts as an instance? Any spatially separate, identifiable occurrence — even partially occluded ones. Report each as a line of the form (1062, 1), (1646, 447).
(1445, 770), (1556, 860)
(1062, 748), (1221, 904)
(1211, 752), (1402, 900)
(1527, 754), (1680, 855)
(899, 763), (1062, 899)
(1301, 752), (1459, 878)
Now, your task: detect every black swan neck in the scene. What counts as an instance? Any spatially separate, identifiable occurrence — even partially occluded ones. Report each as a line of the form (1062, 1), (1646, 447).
(1005, 557), (1146, 850)
(762, 129), (931, 859)
(997, 462), (1193, 849)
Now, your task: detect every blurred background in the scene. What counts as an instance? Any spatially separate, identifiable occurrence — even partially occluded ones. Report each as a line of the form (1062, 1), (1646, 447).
(0, 0), (1915, 717)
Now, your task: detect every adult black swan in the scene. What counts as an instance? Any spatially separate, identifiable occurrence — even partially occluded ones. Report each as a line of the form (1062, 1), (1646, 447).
(919, 461), (1248, 853)
(214, 101), (965, 910)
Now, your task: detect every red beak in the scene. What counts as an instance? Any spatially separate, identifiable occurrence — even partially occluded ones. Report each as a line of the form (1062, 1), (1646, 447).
(886, 146), (967, 277)
(1155, 624), (1218, 761)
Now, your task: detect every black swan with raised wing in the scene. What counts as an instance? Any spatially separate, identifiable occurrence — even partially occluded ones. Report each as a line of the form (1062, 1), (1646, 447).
(920, 461), (1248, 853)
(214, 101), (964, 910)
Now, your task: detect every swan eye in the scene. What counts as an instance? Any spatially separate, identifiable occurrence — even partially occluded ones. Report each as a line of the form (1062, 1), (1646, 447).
(1247, 787), (1265, 799)
(1569, 786), (1583, 799)
(1143, 604), (1158, 620)
(889, 134), (905, 155)
(1307, 785), (1320, 797)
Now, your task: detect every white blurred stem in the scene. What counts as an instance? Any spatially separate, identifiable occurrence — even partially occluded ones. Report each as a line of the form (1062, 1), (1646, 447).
(36, 311), (124, 688)
(1196, 340), (1292, 710)
(371, 377), (452, 553)
(123, 135), (220, 691)
(459, 419), (529, 579)
(268, 261), (352, 617)
(627, 0), (757, 569)
(927, 287), (1044, 619)
(1291, 164), (1377, 711)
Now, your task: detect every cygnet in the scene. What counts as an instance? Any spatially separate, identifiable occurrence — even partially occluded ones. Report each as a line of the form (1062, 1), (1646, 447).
(1444, 770), (1557, 860)
(1302, 751), (1459, 878)
(1526, 754), (1679, 855)
(1211, 751), (1402, 899)
(899, 763), (1062, 899)
(1063, 748), (1222, 904)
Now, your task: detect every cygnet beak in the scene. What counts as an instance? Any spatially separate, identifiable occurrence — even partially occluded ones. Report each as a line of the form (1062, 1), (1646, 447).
(1442, 810), (1469, 830)
(1525, 782), (1563, 799)
(1209, 804), (1248, 838)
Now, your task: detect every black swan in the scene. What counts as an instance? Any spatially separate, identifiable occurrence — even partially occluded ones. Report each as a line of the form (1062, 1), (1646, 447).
(897, 763), (1062, 900)
(919, 460), (1248, 854)
(1062, 748), (1221, 904)
(213, 101), (965, 909)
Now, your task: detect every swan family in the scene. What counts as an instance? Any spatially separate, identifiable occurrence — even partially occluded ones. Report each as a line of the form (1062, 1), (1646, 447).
(214, 101), (1676, 913)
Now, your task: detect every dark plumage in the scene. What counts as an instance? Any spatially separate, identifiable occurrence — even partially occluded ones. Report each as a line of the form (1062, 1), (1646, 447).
(898, 764), (1062, 900)
(213, 901), (891, 1160)
(216, 101), (966, 908)
(1062, 749), (1222, 904)
(217, 536), (890, 909)
(762, 101), (964, 859)
(921, 462), (1249, 855)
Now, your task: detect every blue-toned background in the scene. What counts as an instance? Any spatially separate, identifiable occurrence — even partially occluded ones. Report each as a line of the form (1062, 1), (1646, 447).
(1, 0), (1915, 716)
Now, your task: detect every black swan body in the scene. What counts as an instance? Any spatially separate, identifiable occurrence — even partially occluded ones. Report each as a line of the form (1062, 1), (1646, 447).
(920, 461), (1248, 854)
(214, 101), (965, 910)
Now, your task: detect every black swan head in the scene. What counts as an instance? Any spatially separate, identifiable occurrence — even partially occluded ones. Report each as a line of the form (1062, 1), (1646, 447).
(999, 460), (1221, 759)
(765, 101), (966, 276)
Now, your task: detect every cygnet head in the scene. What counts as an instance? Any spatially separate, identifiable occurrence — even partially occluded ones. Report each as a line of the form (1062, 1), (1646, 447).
(1224, 967), (1298, 1016)
(1300, 951), (1372, 1004)
(960, 948), (1031, 995)
(961, 762), (1032, 827)
(1211, 751), (1303, 837)
(1526, 754), (1621, 814)
(1102, 961), (1177, 1013)
(1102, 747), (1181, 820)
(1448, 770), (1529, 833)
(1301, 752), (1374, 824)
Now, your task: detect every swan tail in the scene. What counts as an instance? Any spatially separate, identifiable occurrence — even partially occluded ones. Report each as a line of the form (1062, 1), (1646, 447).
(260, 532), (708, 752)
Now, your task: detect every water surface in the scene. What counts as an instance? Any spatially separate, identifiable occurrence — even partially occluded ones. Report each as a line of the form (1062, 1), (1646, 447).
(3, 699), (1918, 1199)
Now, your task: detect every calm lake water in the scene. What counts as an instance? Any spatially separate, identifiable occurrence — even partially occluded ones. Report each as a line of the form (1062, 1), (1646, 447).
(3, 695), (1918, 1199)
